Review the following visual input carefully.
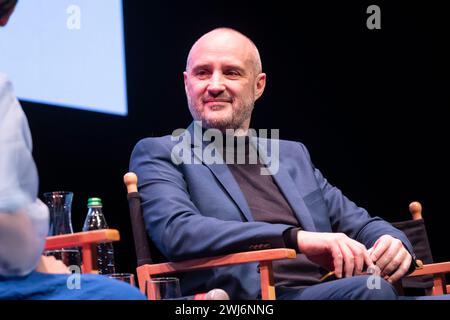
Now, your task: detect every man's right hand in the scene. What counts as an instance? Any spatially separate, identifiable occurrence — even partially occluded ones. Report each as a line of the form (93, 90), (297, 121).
(297, 230), (375, 279)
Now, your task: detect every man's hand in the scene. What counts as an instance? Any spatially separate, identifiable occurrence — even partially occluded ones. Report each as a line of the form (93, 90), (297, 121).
(36, 255), (70, 274)
(297, 231), (375, 279)
(368, 235), (412, 283)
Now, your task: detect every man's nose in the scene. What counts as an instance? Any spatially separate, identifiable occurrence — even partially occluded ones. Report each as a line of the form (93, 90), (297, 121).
(207, 73), (226, 96)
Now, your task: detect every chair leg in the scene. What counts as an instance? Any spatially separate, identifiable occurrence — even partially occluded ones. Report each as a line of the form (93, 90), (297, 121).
(432, 274), (447, 295)
(259, 261), (276, 300)
(136, 266), (152, 299)
(81, 244), (93, 273)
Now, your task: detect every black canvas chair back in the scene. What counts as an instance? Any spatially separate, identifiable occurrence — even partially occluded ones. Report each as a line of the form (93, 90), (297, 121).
(124, 173), (166, 266)
(392, 202), (434, 294)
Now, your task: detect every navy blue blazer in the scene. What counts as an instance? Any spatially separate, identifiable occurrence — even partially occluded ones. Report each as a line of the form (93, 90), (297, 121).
(130, 123), (414, 299)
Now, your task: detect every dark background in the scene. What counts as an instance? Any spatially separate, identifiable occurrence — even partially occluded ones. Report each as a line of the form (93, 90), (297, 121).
(21, 1), (449, 274)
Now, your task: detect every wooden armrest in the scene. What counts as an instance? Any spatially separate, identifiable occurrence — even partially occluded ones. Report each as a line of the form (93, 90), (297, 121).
(138, 248), (296, 276)
(45, 229), (120, 250)
(137, 248), (296, 300)
(45, 229), (120, 274)
(407, 262), (450, 277)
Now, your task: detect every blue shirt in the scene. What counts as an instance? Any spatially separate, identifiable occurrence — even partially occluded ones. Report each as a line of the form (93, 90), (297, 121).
(0, 72), (49, 276)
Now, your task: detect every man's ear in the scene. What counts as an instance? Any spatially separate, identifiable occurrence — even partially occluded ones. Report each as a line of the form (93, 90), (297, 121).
(254, 73), (266, 101)
(183, 71), (189, 95)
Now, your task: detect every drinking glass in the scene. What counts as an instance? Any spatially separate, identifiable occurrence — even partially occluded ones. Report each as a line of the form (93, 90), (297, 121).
(43, 191), (74, 236)
(145, 277), (181, 300)
(43, 248), (82, 269)
(43, 191), (81, 268)
(107, 273), (135, 286)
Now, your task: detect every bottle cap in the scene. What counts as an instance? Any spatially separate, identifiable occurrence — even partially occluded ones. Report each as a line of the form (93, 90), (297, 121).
(87, 197), (102, 207)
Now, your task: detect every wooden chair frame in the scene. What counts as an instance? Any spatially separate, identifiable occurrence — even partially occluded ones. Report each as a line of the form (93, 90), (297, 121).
(44, 229), (120, 274)
(399, 202), (450, 295)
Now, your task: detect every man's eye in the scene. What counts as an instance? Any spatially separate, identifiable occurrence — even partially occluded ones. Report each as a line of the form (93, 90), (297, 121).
(195, 70), (209, 77)
(226, 70), (240, 76)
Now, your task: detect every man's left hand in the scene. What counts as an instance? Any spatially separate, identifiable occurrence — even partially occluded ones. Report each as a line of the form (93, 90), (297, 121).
(368, 235), (412, 283)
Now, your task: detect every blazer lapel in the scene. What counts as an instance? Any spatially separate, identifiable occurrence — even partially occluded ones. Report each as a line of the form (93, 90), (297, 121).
(256, 137), (317, 231)
(203, 162), (255, 222)
(183, 122), (317, 228)
(186, 122), (254, 222)
(271, 167), (317, 231)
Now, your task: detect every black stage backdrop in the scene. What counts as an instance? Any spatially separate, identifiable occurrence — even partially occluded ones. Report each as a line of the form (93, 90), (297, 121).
(22, 1), (449, 275)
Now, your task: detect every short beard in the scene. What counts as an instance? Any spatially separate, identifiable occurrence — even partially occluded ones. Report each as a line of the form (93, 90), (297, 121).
(189, 102), (254, 133)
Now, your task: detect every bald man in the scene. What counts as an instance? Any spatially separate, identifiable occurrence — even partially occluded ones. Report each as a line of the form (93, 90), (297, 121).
(183, 28), (265, 134)
(130, 28), (417, 300)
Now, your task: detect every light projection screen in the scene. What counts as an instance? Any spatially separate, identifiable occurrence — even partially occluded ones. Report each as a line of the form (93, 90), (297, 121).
(0, 0), (127, 116)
